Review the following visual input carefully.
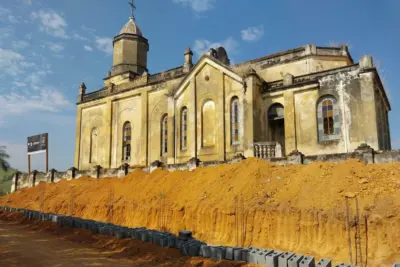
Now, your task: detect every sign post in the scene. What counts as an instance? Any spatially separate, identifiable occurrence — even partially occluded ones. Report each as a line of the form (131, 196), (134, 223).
(27, 133), (49, 174)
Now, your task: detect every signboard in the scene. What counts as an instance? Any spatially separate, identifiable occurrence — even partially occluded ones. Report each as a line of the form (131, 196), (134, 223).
(27, 133), (48, 155)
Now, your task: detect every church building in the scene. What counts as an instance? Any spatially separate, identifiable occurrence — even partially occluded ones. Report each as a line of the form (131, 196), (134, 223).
(74, 6), (391, 170)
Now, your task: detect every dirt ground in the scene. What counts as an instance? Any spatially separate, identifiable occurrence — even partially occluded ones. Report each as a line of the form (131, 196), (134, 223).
(2, 158), (400, 265)
(0, 211), (251, 267)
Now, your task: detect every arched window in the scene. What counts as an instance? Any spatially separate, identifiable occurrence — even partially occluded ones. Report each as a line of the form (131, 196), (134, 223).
(181, 107), (188, 150)
(122, 122), (131, 161)
(317, 96), (340, 141)
(231, 97), (240, 145)
(89, 128), (98, 164)
(202, 100), (216, 147)
(161, 114), (168, 156)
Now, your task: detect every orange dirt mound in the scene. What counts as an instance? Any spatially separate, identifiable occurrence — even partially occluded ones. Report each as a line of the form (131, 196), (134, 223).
(1, 158), (400, 265)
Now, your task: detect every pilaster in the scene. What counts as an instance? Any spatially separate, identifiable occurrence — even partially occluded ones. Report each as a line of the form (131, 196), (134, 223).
(189, 77), (197, 158)
(283, 91), (297, 154)
(104, 99), (113, 168)
(74, 106), (82, 169)
(243, 76), (255, 158)
(359, 71), (379, 150)
(218, 71), (226, 161)
(140, 91), (149, 166)
(167, 96), (175, 164)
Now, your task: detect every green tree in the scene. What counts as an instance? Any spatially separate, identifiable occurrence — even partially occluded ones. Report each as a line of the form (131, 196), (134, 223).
(0, 146), (10, 172)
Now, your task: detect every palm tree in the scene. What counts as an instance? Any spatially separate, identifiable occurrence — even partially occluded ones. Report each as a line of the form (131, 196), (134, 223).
(0, 146), (11, 172)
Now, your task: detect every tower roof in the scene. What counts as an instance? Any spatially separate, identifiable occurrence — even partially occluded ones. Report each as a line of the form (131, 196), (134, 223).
(119, 17), (142, 36)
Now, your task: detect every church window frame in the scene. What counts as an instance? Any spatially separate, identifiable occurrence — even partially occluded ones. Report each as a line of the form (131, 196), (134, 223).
(230, 97), (240, 145)
(201, 99), (216, 147)
(317, 95), (341, 142)
(161, 114), (168, 156)
(122, 121), (132, 161)
(181, 107), (188, 150)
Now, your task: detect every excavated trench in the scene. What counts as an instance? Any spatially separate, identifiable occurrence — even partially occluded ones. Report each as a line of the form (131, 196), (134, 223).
(1, 158), (399, 266)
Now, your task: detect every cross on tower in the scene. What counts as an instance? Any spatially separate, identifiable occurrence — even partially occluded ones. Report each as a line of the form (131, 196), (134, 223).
(128, 0), (136, 19)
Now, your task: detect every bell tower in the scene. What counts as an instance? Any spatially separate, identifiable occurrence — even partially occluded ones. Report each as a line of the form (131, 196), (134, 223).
(111, 0), (149, 76)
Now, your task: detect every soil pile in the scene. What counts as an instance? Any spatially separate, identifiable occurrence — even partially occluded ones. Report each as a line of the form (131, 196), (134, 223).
(1, 158), (400, 265)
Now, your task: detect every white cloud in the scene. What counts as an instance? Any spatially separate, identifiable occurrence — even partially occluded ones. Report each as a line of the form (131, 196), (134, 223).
(12, 40), (30, 49)
(73, 33), (90, 41)
(0, 88), (72, 116)
(0, 48), (35, 76)
(24, 0), (32, 5)
(84, 45), (93, 52)
(95, 37), (113, 54)
(173, 0), (215, 12)
(12, 81), (27, 87)
(241, 25), (264, 42)
(44, 42), (65, 53)
(0, 6), (18, 23)
(193, 37), (238, 56)
(31, 10), (69, 39)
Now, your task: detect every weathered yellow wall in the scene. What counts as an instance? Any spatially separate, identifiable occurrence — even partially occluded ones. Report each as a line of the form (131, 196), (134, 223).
(111, 95), (142, 168)
(147, 78), (182, 164)
(255, 56), (350, 82)
(195, 64), (224, 162)
(78, 102), (109, 170)
(224, 75), (245, 159)
(76, 50), (388, 169)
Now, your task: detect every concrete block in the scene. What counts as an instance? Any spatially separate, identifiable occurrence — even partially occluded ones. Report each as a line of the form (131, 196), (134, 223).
(241, 249), (249, 262)
(248, 250), (258, 264)
(316, 258), (332, 267)
(188, 243), (202, 256)
(168, 236), (176, 248)
(134, 230), (142, 240)
(299, 256), (315, 267)
(200, 245), (212, 258)
(141, 231), (150, 242)
(225, 247), (242, 260)
(210, 246), (225, 261)
(176, 238), (184, 249)
(233, 248), (243, 261)
(256, 249), (274, 265)
(266, 250), (283, 267)
(278, 251), (295, 267)
(160, 237), (169, 247)
(288, 254), (304, 267)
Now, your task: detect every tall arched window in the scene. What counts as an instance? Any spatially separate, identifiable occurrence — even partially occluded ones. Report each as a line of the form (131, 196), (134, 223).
(161, 114), (168, 156)
(89, 128), (98, 164)
(231, 97), (239, 145)
(317, 95), (340, 141)
(181, 107), (188, 150)
(122, 122), (131, 161)
(202, 100), (216, 147)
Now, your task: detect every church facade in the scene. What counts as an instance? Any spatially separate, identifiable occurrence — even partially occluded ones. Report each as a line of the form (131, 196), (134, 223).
(74, 14), (391, 170)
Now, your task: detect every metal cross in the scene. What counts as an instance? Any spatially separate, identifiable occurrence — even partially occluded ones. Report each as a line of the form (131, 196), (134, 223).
(128, 0), (136, 19)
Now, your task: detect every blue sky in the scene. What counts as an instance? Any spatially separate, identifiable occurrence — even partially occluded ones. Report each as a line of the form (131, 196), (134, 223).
(0, 0), (399, 172)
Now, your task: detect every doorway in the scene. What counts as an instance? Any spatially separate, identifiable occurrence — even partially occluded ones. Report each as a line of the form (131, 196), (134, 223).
(267, 103), (285, 156)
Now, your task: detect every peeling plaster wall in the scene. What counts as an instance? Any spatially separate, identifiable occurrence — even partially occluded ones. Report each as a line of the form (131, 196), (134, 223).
(253, 56), (351, 83)
(259, 67), (388, 156)
(111, 96), (142, 168)
(79, 103), (108, 170)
